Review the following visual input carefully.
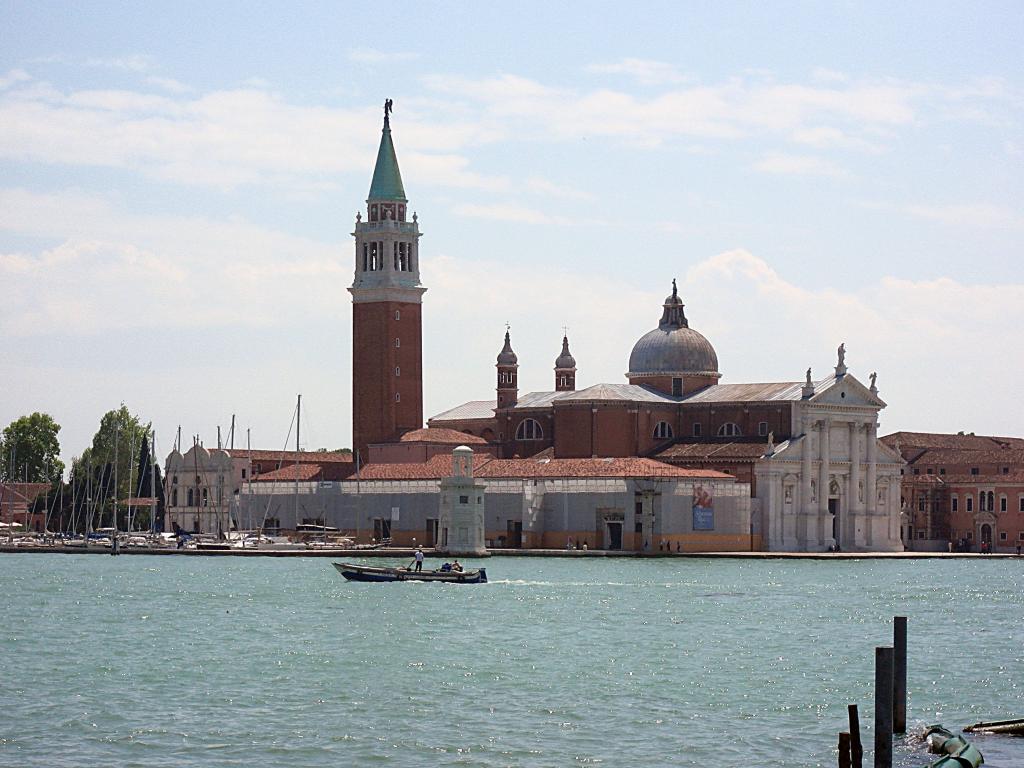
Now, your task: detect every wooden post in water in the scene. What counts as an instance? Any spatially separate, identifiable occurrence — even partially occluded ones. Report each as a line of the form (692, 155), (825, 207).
(893, 616), (907, 733)
(838, 732), (852, 768)
(874, 646), (894, 768)
(849, 703), (864, 768)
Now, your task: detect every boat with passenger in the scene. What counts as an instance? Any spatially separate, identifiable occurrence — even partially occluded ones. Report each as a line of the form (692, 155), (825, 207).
(333, 562), (487, 584)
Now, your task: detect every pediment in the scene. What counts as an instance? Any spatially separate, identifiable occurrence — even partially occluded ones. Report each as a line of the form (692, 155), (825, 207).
(810, 374), (886, 408)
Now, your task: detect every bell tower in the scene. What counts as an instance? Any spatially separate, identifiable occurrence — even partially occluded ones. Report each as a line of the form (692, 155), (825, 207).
(349, 100), (425, 460)
(496, 329), (519, 408)
(554, 334), (576, 391)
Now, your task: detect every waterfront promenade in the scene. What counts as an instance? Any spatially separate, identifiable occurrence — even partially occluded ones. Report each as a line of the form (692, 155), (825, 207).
(1, 544), (1019, 559)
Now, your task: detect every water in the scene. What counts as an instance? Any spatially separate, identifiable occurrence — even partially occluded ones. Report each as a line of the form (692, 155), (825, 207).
(1, 555), (1022, 767)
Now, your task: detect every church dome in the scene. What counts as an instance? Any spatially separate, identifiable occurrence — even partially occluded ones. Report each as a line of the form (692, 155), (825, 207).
(627, 281), (720, 378)
(554, 335), (576, 370)
(496, 330), (518, 366)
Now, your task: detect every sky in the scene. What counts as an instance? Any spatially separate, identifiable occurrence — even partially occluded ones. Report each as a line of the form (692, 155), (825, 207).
(1, 1), (1022, 470)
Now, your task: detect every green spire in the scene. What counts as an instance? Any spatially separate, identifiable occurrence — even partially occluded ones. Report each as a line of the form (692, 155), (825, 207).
(367, 112), (407, 202)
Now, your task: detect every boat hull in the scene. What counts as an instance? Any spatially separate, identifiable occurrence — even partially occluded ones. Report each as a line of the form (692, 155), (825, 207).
(333, 562), (487, 584)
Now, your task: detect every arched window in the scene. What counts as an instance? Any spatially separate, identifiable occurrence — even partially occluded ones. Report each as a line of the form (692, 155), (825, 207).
(653, 421), (673, 439)
(395, 337), (400, 348)
(718, 422), (742, 437)
(395, 310), (400, 321)
(171, 489), (178, 507)
(515, 418), (543, 440)
(187, 488), (194, 507)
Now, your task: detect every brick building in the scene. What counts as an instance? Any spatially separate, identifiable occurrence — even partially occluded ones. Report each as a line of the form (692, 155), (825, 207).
(882, 431), (1024, 552)
(0, 482), (50, 532)
(349, 104), (424, 461)
(349, 106), (902, 552)
(429, 296), (903, 551)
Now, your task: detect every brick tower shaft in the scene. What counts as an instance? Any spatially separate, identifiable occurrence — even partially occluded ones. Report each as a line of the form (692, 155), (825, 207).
(349, 102), (425, 461)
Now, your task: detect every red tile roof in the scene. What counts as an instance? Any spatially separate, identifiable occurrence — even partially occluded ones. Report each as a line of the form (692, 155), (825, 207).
(899, 448), (1024, 466)
(0, 483), (50, 504)
(475, 457), (730, 479)
(356, 453), (460, 480)
(398, 427), (488, 445)
(904, 472), (1024, 486)
(882, 432), (1024, 452)
(654, 441), (768, 461)
(252, 463), (323, 482)
(352, 455), (730, 482)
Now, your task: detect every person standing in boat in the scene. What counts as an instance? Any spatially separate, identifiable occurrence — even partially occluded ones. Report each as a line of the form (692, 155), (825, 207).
(413, 546), (424, 572)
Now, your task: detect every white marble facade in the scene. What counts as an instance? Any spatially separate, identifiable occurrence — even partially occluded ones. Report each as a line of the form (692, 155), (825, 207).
(755, 367), (904, 552)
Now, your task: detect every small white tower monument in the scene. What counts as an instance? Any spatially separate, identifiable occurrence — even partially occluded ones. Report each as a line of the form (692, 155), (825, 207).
(438, 446), (488, 556)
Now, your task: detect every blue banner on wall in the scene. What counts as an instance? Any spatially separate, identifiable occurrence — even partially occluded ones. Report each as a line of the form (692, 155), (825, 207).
(692, 485), (714, 531)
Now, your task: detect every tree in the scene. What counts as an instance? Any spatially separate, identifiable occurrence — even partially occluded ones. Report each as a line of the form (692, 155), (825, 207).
(72, 405), (152, 529)
(129, 433), (165, 531)
(0, 412), (64, 483)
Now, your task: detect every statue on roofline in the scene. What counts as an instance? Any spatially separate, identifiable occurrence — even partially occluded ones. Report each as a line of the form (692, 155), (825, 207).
(384, 98), (393, 118)
(837, 343), (846, 368)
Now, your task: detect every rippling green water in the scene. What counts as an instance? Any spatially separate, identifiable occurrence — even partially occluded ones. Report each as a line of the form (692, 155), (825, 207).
(1, 554), (1023, 767)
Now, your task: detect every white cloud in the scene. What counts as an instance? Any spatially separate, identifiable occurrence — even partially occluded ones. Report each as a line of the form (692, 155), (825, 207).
(419, 72), (933, 150)
(0, 68), (1009, 196)
(587, 58), (690, 86)
(423, 248), (1024, 436)
(810, 68), (849, 84)
(348, 47), (419, 64)
(453, 202), (579, 226)
(790, 126), (884, 153)
(0, 188), (345, 335)
(0, 69), (31, 89)
(85, 55), (155, 72)
(905, 203), (1023, 230)
(146, 76), (192, 94)
(525, 177), (594, 200)
(753, 152), (849, 178)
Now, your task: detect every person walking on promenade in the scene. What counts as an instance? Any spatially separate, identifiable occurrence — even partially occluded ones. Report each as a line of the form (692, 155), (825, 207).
(413, 546), (424, 572)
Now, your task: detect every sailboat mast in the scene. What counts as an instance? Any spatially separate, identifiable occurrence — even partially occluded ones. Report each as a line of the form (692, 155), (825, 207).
(294, 395), (301, 533)
(227, 416), (236, 535)
(112, 423), (119, 554)
(150, 429), (157, 535)
(246, 428), (252, 534)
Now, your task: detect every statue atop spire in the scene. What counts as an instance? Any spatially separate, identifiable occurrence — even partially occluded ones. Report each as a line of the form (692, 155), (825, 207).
(368, 98), (406, 202)
(658, 278), (688, 329)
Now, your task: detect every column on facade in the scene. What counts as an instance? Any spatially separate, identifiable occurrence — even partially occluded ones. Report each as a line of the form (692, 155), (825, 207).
(800, 414), (813, 548)
(848, 421), (861, 548)
(866, 420), (877, 514)
(818, 418), (831, 546)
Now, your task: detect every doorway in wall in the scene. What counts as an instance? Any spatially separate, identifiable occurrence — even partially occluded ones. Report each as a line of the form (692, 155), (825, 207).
(373, 518), (391, 542)
(828, 497), (839, 547)
(506, 520), (522, 548)
(606, 521), (623, 550)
